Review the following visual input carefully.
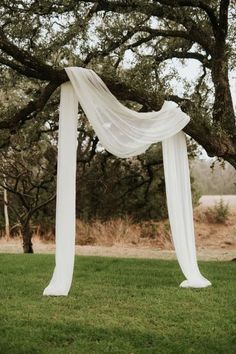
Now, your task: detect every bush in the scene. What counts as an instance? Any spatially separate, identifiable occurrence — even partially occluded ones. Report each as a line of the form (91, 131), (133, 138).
(206, 198), (230, 223)
(140, 221), (159, 239)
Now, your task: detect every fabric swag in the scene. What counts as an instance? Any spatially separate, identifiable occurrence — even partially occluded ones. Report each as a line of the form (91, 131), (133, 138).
(43, 67), (211, 296)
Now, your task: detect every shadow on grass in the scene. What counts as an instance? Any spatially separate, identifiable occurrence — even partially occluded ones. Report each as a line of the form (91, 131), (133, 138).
(0, 318), (232, 354)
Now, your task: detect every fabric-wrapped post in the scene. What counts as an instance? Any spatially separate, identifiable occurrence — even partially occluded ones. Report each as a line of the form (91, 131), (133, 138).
(43, 67), (211, 296)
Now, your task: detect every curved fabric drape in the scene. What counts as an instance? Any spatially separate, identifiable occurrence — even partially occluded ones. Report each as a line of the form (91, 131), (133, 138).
(43, 67), (211, 296)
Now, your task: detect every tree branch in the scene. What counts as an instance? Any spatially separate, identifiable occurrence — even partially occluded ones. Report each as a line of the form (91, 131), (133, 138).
(219, 0), (229, 39)
(0, 182), (29, 211)
(31, 193), (56, 214)
(0, 56), (49, 80)
(0, 82), (61, 131)
(0, 27), (65, 82)
(91, 0), (215, 53)
(155, 0), (219, 32)
(138, 27), (193, 41)
(151, 50), (211, 67)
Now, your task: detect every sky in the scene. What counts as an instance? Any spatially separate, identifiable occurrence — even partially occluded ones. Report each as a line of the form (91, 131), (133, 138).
(124, 50), (236, 111)
(174, 60), (236, 112)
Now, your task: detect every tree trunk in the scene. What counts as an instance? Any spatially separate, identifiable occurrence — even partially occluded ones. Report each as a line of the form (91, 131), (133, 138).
(22, 220), (34, 253)
(3, 178), (10, 240)
(211, 54), (235, 133)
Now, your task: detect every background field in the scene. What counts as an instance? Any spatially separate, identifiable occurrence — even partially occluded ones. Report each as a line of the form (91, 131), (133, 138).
(0, 254), (235, 354)
(1, 195), (235, 262)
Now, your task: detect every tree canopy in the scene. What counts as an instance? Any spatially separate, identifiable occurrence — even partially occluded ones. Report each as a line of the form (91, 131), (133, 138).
(0, 0), (235, 168)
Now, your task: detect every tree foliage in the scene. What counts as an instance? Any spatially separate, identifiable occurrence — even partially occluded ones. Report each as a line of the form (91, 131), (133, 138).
(0, 1), (235, 253)
(0, 0), (235, 166)
(76, 144), (167, 221)
(0, 124), (57, 252)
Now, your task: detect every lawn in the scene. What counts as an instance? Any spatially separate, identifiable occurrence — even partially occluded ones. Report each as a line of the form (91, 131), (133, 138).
(0, 254), (235, 354)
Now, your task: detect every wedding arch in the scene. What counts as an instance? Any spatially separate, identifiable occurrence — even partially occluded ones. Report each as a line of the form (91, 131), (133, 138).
(43, 67), (211, 296)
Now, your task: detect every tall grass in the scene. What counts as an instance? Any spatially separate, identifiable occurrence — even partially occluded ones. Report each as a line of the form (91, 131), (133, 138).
(0, 218), (173, 249)
(67, 218), (172, 248)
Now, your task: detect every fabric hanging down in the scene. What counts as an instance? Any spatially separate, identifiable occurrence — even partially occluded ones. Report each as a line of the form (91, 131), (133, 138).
(43, 67), (211, 296)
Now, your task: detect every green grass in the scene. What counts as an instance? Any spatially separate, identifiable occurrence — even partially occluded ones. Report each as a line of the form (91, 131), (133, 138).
(0, 254), (235, 354)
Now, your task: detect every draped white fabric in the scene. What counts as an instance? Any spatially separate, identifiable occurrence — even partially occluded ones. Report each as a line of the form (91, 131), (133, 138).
(43, 67), (211, 296)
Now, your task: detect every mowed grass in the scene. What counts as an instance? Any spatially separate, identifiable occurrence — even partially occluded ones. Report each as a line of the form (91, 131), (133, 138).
(0, 254), (235, 354)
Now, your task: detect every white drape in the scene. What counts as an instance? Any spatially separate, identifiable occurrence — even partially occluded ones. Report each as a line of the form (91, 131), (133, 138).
(43, 67), (211, 296)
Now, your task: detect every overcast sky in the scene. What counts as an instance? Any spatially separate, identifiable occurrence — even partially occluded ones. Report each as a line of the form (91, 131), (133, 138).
(174, 60), (236, 112)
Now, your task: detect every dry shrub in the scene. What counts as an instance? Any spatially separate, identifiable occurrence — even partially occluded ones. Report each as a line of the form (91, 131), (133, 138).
(75, 217), (139, 246)
(205, 199), (231, 224)
(75, 218), (172, 248)
(31, 225), (55, 243)
(139, 220), (172, 249)
(140, 221), (158, 239)
(0, 231), (22, 242)
(0, 218), (173, 249)
(194, 207), (211, 224)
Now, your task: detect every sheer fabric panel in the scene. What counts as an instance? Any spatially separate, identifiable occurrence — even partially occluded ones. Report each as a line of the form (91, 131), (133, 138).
(162, 132), (211, 288)
(43, 82), (78, 296)
(43, 68), (211, 296)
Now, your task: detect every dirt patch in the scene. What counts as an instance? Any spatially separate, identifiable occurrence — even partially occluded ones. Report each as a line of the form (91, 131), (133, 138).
(194, 199), (236, 252)
(0, 241), (235, 261)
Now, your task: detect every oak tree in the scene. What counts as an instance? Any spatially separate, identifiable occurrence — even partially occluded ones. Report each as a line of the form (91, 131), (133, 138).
(0, 0), (235, 168)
